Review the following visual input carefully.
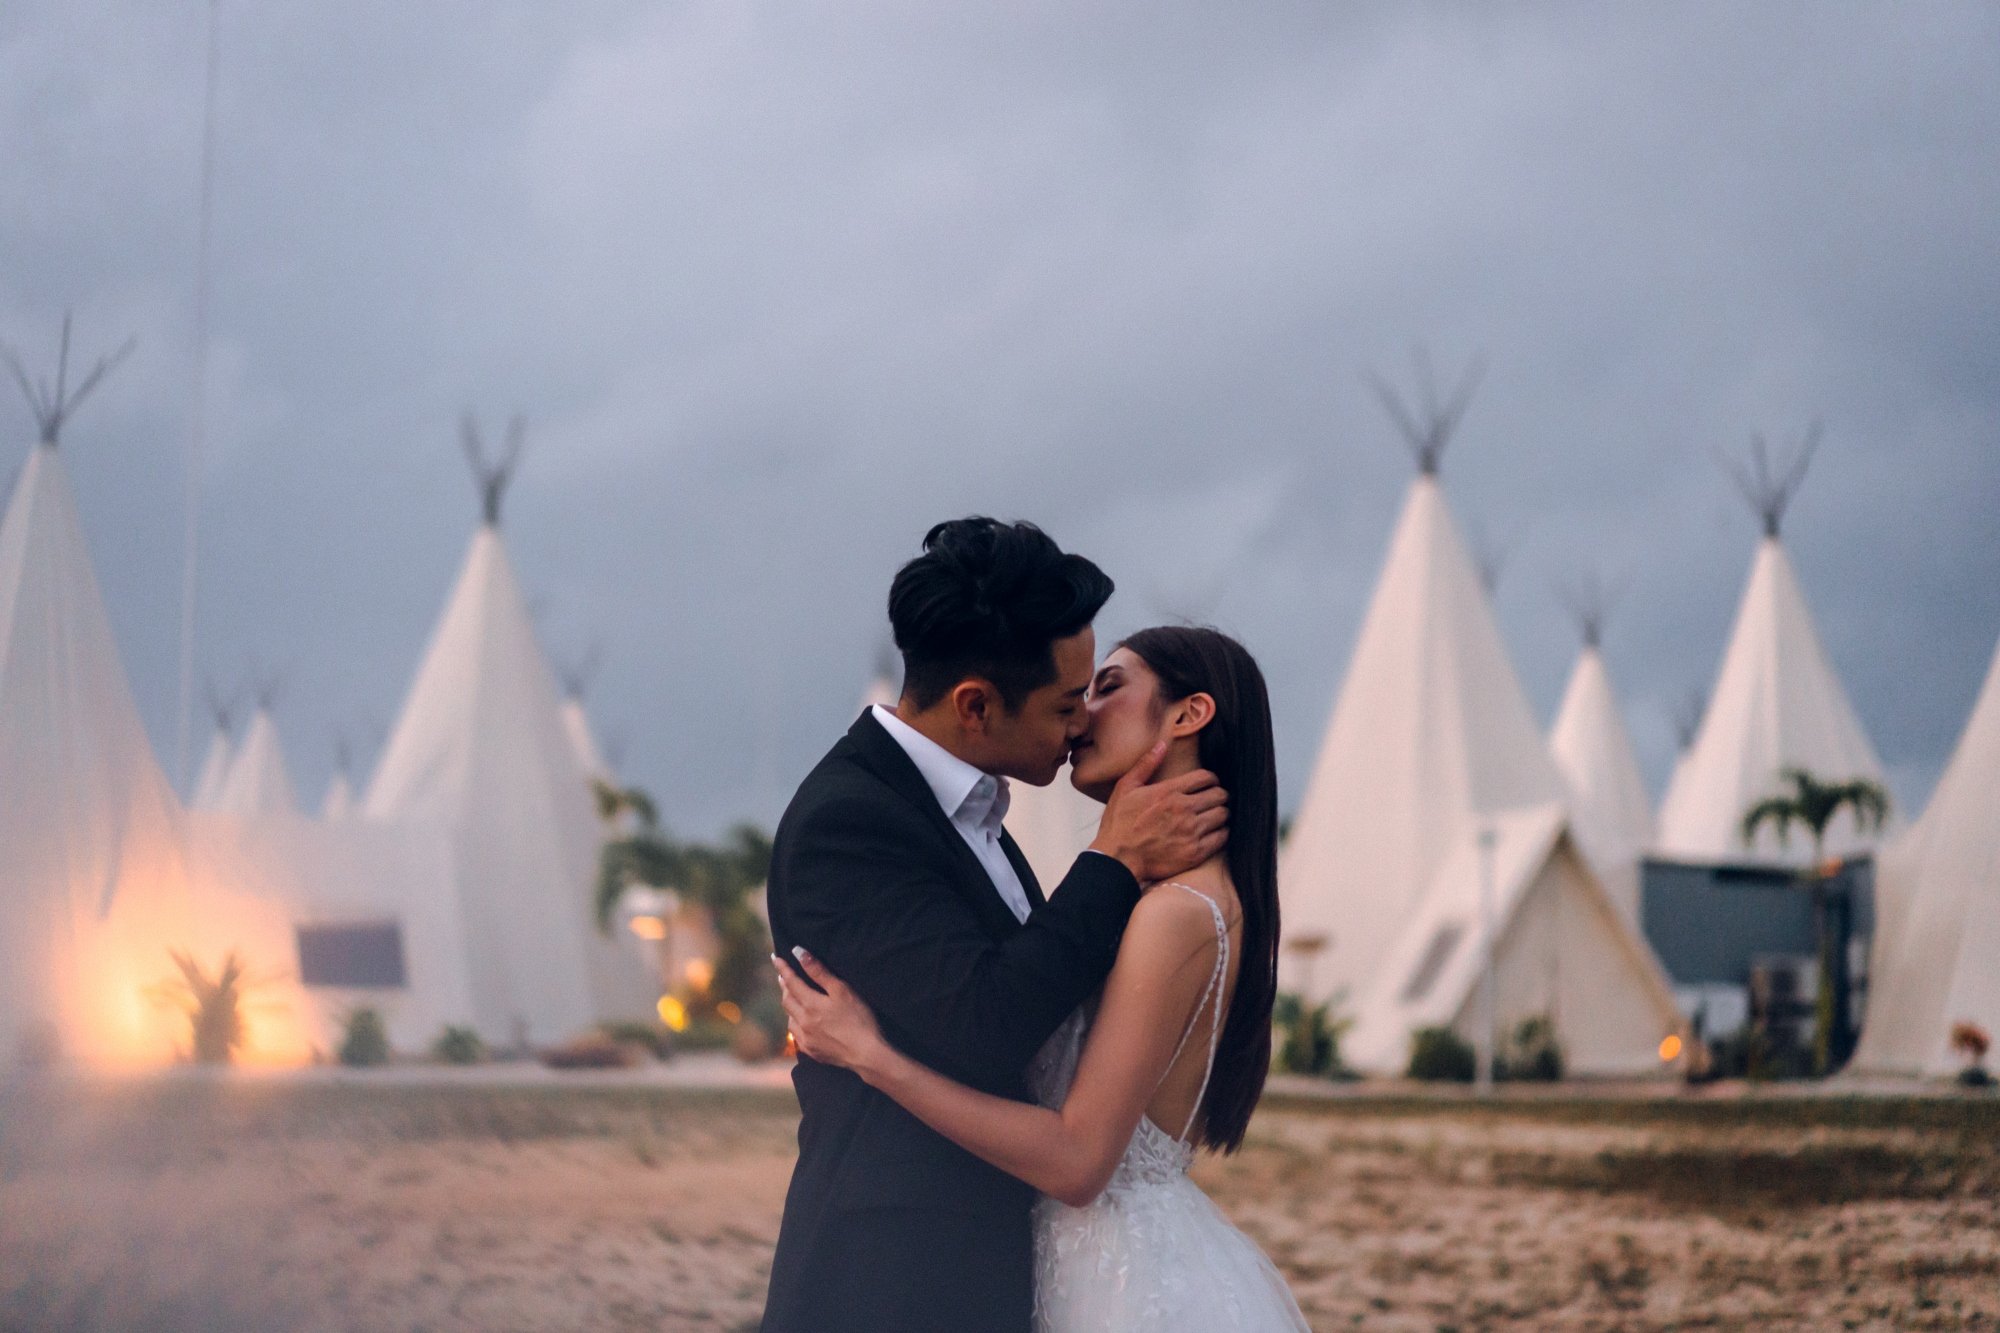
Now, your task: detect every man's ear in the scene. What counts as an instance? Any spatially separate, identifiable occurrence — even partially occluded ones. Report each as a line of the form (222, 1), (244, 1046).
(950, 679), (997, 736)
(1167, 692), (1216, 738)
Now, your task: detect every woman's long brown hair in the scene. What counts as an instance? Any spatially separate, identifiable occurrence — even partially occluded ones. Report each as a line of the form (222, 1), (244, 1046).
(1120, 626), (1278, 1153)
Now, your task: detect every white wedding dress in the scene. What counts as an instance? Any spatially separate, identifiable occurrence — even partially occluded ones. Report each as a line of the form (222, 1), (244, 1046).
(1027, 884), (1309, 1332)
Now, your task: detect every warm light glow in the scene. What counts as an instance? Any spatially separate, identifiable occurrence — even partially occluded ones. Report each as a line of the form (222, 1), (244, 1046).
(657, 995), (689, 1032)
(628, 915), (667, 941)
(1659, 1034), (1684, 1062)
(716, 1001), (742, 1024)
(684, 958), (715, 992)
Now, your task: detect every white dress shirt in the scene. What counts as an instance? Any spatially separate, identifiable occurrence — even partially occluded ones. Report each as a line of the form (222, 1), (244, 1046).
(871, 704), (1034, 923)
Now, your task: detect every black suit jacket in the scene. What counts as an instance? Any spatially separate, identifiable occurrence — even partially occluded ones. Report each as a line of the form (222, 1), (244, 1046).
(761, 710), (1140, 1332)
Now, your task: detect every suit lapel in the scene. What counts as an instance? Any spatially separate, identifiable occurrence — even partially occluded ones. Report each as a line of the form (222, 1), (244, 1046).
(999, 828), (1045, 910)
(844, 710), (1023, 937)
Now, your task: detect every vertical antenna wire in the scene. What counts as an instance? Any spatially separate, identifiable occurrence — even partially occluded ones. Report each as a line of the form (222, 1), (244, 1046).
(175, 0), (220, 788)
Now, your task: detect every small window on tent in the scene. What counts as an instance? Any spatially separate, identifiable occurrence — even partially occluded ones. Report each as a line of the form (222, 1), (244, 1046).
(1399, 922), (1464, 1004)
(296, 921), (408, 989)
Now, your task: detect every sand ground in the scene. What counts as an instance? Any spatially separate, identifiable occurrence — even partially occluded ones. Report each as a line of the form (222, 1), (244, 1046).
(1, 1073), (1996, 1332)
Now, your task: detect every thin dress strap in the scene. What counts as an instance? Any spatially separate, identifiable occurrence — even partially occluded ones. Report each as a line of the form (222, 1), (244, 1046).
(1157, 882), (1231, 1147)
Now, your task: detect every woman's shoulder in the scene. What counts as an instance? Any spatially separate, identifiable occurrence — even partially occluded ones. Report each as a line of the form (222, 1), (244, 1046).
(1121, 881), (1236, 962)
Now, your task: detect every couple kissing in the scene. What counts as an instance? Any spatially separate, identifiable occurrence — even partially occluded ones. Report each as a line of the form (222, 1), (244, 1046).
(763, 517), (1307, 1332)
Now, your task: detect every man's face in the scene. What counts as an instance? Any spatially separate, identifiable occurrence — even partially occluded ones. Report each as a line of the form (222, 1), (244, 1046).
(980, 626), (1095, 787)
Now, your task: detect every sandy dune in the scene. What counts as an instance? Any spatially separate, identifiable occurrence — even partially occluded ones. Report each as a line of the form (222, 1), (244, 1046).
(1, 1074), (1995, 1331)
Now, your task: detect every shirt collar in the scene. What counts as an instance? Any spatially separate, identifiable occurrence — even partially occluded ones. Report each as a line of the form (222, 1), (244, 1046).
(871, 704), (1011, 836)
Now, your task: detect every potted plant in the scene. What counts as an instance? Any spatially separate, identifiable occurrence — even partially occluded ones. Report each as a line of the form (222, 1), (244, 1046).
(1950, 1022), (1992, 1089)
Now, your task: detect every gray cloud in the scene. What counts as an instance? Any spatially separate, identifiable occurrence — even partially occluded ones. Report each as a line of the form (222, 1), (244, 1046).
(4, 2), (1996, 835)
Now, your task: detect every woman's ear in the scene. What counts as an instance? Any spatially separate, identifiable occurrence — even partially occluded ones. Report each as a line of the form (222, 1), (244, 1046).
(1167, 692), (1216, 738)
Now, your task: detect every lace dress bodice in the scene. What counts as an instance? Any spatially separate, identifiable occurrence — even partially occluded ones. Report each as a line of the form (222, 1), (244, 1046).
(1025, 884), (1308, 1331)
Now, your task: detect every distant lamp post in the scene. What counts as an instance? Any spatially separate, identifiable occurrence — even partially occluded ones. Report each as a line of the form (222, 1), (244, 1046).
(1476, 825), (1499, 1096)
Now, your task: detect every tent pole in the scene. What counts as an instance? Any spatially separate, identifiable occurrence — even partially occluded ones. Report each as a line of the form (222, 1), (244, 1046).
(1476, 825), (1498, 1095)
(175, 0), (222, 789)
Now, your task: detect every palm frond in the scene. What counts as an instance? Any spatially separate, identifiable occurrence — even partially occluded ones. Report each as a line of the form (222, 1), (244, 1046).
(1740, 796), (1799, 849)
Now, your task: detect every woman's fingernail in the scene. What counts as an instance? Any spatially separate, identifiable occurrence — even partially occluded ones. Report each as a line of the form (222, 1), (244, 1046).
(769, 953), (782, 964)
(792, 945), (810, 963)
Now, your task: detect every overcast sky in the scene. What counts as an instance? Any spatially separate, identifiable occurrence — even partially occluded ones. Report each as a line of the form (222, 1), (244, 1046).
(4, 2), (1996, 837)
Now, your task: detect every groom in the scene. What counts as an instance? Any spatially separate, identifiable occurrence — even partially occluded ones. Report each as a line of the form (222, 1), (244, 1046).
(762, 517), (1228, 1332)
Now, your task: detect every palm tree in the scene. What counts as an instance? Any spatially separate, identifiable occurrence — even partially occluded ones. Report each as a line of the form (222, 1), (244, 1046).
(1739, 768), (1889, 865)
(1740, 767), (1890, 1074)
(593, 781), (774, 1012)
(146, 949), (250, 1065)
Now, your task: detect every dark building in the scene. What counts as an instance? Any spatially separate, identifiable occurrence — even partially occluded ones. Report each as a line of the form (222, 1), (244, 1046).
(1639, 856), (1874, 1050)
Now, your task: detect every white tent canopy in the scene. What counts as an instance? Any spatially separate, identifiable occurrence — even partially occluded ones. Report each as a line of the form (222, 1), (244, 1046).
(191, 714), (235, 810)
(1280, 472), (1569, 1006)
(1343, 804), (1682, 1075)
(1549, 638), (1652, 922)
(320, 771), (355, 821)
(187, 809), (472, 1058)
(365, 427), (654, 1044)
(211, 705), (299, 817)
(1279, 371), (1676, 1074)
(1851, 633), (2000, 1077)
(557, 647), (614, 783)
(1654, 537), (1889, 864)
(560, 696), (612, 784)
(0, 437), (192, 1065)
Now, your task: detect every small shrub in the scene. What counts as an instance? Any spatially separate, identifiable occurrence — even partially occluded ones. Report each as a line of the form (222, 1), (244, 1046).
(1271, 992), (1354, 1078)
(598, 1020), (673, 1060)
(541, 1032), (645, 1070)
(1499, 1014), (1564, 1082)
(338, 1008), (391, 1067)
(432, 1025), (485, 1065)
(676, 1015), (739, 1053)
(1407, 1025), (1476, 1082)
(1950, 1021), (1990, 1068)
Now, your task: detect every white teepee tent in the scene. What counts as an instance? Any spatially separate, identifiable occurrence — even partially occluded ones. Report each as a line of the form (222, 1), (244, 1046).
(212, 701), (299, 817)
(557, 647), (613, 783)
(190, 685), (237, 810)
(320, 771), (355, 820)
(1850, 633), (2000, 1077)
(1341, 805), (1682, 1075)
(1548, 588), (1652, 922)
(1280, 363), (1678, 1073)
(364, 418), (654, 1044)
(1654, 433), (1888, 865)
(0, 322), (192, 1065)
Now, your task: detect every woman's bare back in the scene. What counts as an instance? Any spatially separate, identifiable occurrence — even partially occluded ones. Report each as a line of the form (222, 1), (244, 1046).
(1133, 879), (1243, 1144)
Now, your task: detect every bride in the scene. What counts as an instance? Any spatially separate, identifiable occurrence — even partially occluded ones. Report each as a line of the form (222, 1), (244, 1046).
(775, 625), (1309, 1331)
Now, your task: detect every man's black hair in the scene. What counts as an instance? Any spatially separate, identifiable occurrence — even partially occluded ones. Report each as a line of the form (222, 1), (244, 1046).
(887, 517), (1114, 712)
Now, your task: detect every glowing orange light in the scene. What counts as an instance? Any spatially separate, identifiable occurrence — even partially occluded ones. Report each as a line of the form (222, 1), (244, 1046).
(1659, 1034), (1684, 1062)
(684, 958), (715, 992)
(716, 1001), (743, 1024)
(628, 915), (667, 941)
(657, 995), (690, 1032)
